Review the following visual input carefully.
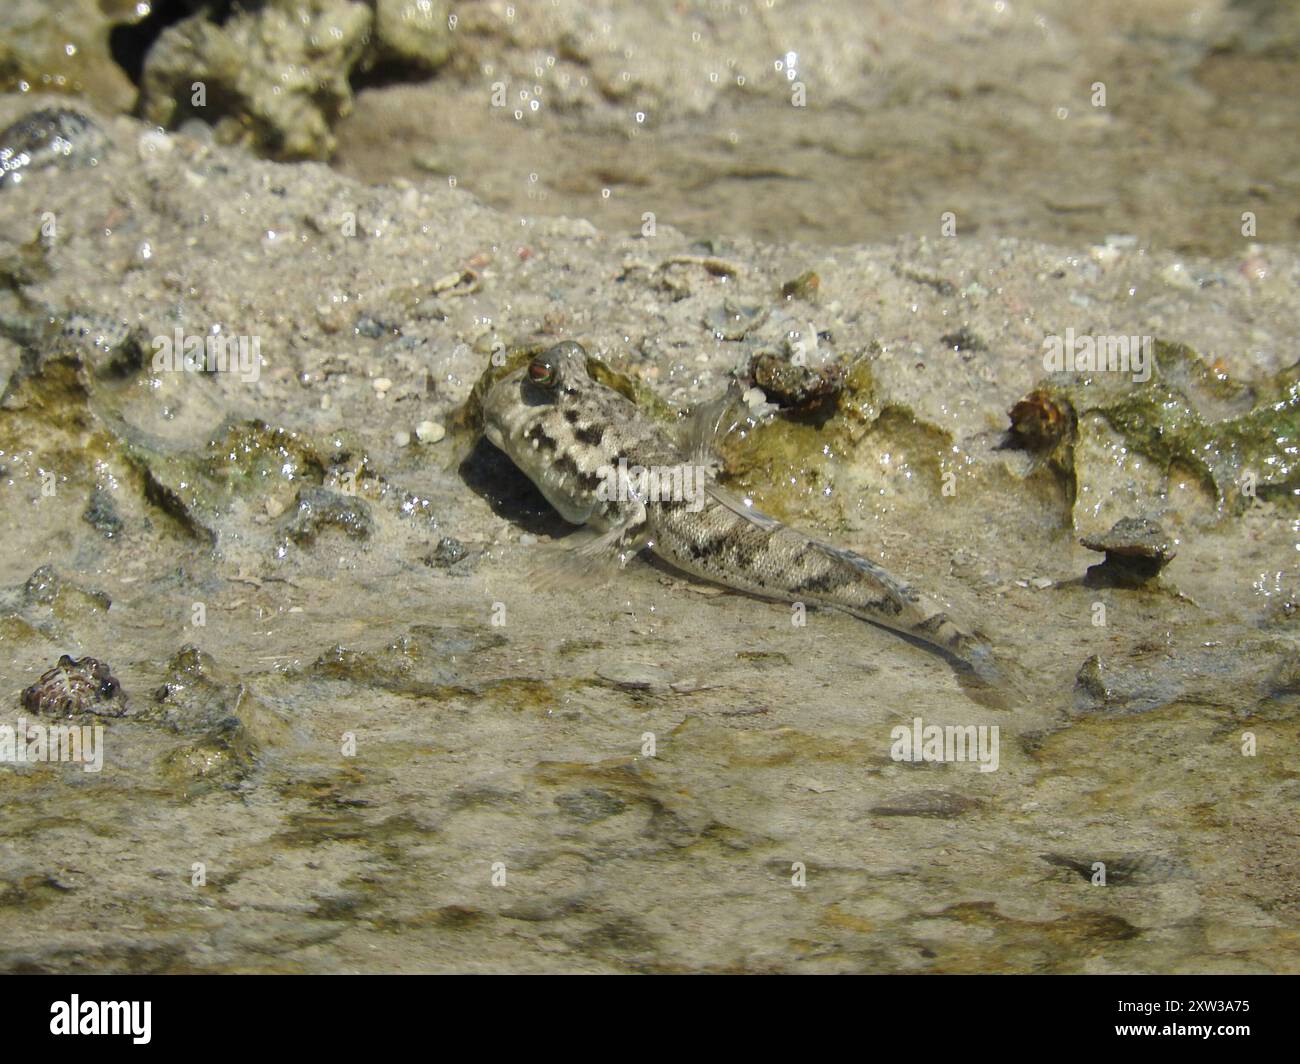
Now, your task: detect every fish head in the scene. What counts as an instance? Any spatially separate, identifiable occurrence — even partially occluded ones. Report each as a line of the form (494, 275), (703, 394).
(480, 341), (624, 524)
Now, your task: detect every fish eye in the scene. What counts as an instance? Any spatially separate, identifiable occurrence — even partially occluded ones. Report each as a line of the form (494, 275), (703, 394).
(528, 356), (557, 389)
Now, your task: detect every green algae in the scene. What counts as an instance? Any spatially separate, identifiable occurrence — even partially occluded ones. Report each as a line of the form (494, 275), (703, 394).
(716, 355), (946, 526)
(1033, 341), (1300, 511)
(121, 419), (330, 543)
(585, 355), (679, 424)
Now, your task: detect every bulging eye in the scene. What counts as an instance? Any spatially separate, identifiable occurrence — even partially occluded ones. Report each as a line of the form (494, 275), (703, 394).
(528, 357), (557, 388)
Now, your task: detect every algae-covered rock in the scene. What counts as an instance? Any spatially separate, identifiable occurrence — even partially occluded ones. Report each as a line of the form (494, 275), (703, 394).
(749, 350), (844, 416)
(284, 486), (373, 544)
(124, 419), (329, 543)
(370, 0), (454, 73)
(1015, 341), (1300, 519)
(0, 1), (142, 112)
(140, 0), (373, 160)
(148, 644), (290, 794)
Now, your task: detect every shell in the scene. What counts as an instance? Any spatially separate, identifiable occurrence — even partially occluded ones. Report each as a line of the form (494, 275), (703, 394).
(21, 655), (126, 718)
(1008, 388), (1076, 451)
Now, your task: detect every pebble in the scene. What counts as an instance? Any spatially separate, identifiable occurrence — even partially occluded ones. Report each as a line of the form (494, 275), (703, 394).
(137, 129), (173, 159)
(415, 420), (446, 443)
(596, 663), (673, 691)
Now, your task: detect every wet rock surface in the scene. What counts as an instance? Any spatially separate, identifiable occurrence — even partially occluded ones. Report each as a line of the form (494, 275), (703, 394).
(0, 23), (1296, 972)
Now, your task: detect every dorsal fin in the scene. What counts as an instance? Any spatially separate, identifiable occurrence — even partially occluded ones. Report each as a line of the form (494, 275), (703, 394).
(684, 381), (750, 470)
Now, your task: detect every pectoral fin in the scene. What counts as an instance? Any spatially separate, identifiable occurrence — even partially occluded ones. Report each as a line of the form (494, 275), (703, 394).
(524, 504), (649, 592)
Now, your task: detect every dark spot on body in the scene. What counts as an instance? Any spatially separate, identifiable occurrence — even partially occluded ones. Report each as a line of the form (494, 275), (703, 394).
(555, 453), (601, 491)
(524, 424), (558, 452)
(793, 569), (844, 595)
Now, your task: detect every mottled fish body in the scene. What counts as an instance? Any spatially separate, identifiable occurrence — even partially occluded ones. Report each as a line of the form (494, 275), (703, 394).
(481, 342), (1001, 688)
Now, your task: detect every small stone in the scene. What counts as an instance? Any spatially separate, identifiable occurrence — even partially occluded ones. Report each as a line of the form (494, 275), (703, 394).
(83, 487), (124, 538)
(426, 536), (468, 568)
(355, 315), (393, 339)
(1081, 517), (1177, 585)
(373, 377), (393, 394)
(284, 487), (373, 545)
(1160, 262), (1199, 290)
(137, 129), (173, 159)
(415, 420), (446, 444)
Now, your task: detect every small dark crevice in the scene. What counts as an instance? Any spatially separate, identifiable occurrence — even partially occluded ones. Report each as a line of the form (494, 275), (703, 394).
(349, 55), (444, 94)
